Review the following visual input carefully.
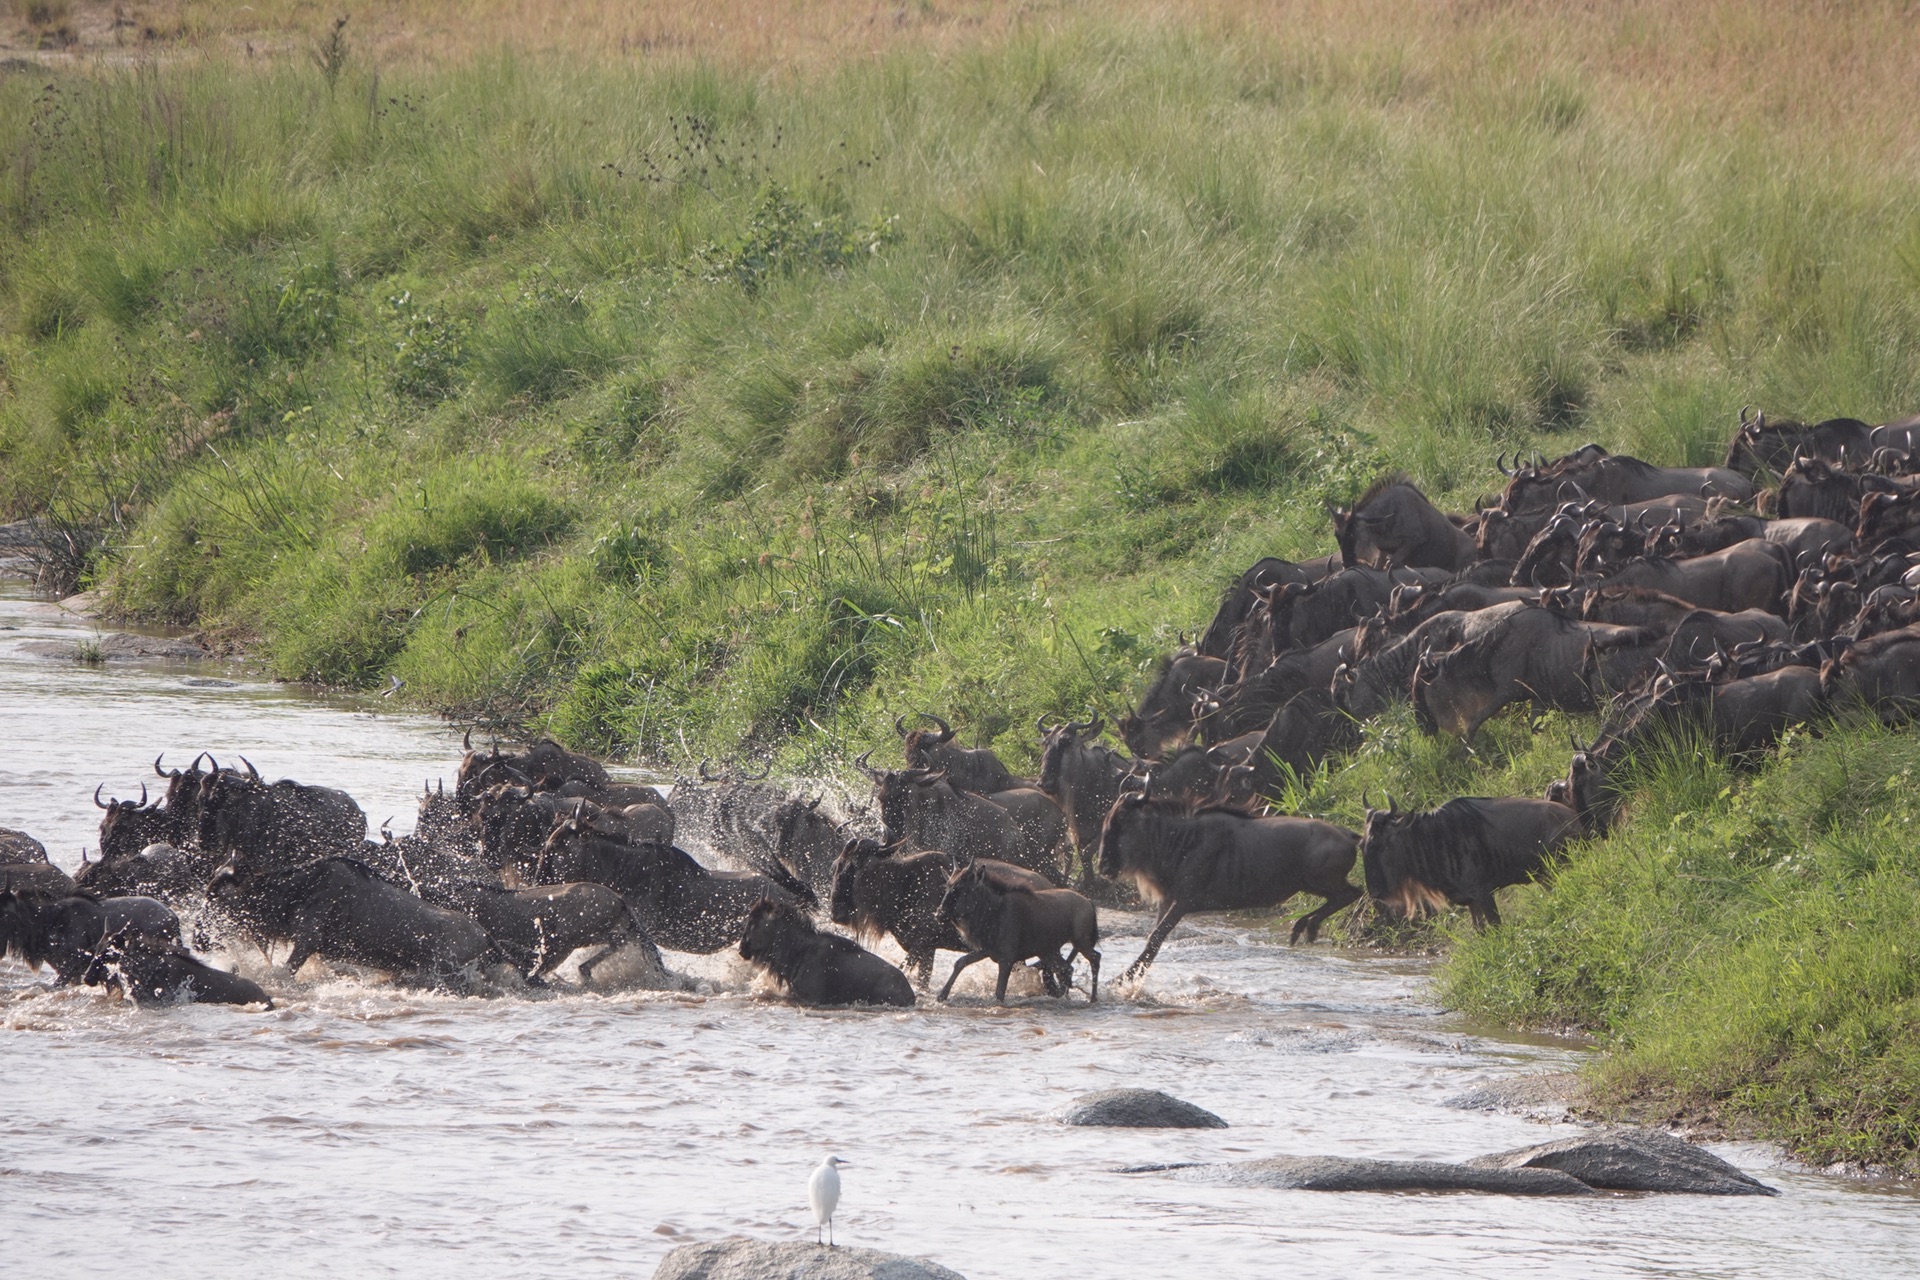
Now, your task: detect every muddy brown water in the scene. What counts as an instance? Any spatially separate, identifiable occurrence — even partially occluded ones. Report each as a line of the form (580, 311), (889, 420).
(2, 583), (1914, 1278)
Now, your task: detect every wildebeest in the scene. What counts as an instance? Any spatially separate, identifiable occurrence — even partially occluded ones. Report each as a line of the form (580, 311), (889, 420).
(73, 841), (207, 901)
(765, 794), (856, 899)
(1199, 627), (1356, 744)
(1598, 540), (1791, 615)
(208, 858), (490, 985)
(1771, 456), (1911, 523)
(1266, 566), (1452, 655)
(472, 783), (582, 873)
(1236, 689), (1361, 797)
(1096, 793), (1360, 981)
(455, 733), (610, 804)
(861, 761), (1062, 881)
(1331, 601), (1535, 722)
(1360, 796), (1580, 928)
(0, 827), (47, 863)
(0, 863), (77, 897)
(1196, 554), (1344, 660)
(197, 762), (368, 874)
(1724, 410), (1874, 476)
(0, 889), (182, 985)
(1037, 716), (1130, 881)
(1820, 624), (1920, 722)
(113, 946), (274, 1007)
(1501, 447), (1756, 513)
(829, 838), (1055, 987)
(1412, 607), (1656, 739)
(534, 827), (813, 953)
(425, 879), (660, 983)
(935, 862), (1099, 1003)
(1330, 476), (1478, 572)
(896, 713), (1023, 795)
(738, 898), (915, 1007)
(1120, 647), (1229, 759)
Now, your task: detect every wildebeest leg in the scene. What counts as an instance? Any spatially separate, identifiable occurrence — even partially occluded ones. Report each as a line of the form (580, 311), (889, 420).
(283, 934), (316, 977)
(994, 960), (1014, 1003)
(905, 947), (934, 989)
(1289, 882), (1362, 945)
(1121, 903), (1188, 983)
(937, 949), (992, 1001)
(575, 943), (619, 983)
(1081, 946), (1100, 1003)
(1472, 893), (1502, 929)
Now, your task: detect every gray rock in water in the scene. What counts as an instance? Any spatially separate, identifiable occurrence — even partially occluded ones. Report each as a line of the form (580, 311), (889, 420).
(21, 632), (209, 663)
(1467, 1126), (1777, 1195)
(1444, 1072), (1580, 1117)
(652, 1237), (968, 1280)
(1128, 1156), (1593, 1195)
(0, 827), (49, 864)
(1060, 1088), (1227, 1129)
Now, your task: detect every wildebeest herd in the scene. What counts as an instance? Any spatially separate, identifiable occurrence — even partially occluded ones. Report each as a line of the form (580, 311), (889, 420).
(7, 407), (1920, 1010)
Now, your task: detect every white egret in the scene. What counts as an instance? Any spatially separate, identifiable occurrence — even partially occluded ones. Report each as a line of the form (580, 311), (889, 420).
(808, 1155), (849, 1246)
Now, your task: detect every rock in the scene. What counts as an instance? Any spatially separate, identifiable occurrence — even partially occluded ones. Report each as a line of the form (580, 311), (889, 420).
(1059, 1088), (1227, 1129)
(1443, 1072), (1581, 1117)
(651, 1237), (968, 1280)
(0, 828), (49, 864)
(1127, 1156), (1593, 1196)
(20, 632), (209, 663)
(0, 520), (39, 548)
(1466, 1126), (1777, 1195)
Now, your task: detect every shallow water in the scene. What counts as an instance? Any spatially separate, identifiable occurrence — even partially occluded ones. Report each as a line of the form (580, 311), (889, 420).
(2, 583), (1914, 1279)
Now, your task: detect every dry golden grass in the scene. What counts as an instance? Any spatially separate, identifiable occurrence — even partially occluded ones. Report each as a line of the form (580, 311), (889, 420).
(5, 0), (1918, 155)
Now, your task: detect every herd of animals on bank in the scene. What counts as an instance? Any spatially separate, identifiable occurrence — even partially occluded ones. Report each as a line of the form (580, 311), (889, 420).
(8, 407), (1920, 1011)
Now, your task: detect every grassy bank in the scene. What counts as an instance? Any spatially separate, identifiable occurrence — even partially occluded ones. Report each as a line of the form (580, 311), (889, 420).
(1, 2), (1917, 1169)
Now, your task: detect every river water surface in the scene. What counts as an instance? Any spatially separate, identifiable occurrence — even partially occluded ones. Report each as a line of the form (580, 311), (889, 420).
(2, 584), (1913, 1278)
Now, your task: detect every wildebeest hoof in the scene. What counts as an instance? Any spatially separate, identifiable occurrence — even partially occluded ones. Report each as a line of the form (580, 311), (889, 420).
(1465, 1126), (1778, 1195)
(1060, 1088), (1227, 1129)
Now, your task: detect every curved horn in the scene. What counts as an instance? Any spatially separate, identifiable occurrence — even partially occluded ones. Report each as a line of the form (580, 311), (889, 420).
(1087, 713), (1105, 737)
(138, 782), (148, 807)
(154, 753), (174, 778)
(919, 712), (955, 742)
(1037, 713), (1057, 735)
(94, 783), (110, 809)
(698, 759), (718, 782)
(204, 754), (220, 774)
(240, 756), (260, 780)
(463, 727), (473, 752)
(894, 714), (909, 737)
(1361, 787), (1373, 812)
(742, 758), (772, 781)
(854, 750), (882, 780)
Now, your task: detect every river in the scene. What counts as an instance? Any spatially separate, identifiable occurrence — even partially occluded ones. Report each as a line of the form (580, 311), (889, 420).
(1, 583), (1913, 1278)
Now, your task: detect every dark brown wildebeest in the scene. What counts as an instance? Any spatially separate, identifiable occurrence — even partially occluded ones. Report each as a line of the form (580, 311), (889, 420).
(1546, 747), (1617, 836)
(1575, 586), (1787, 657)
(764, 794), (854, 899)
(1854, 489), (1920, 550)
(1196, 555), (1345, 661)
(1771, 457), (1912, 523)
(1871, 414), (1920, 455)
(1237, 689), (1362, 798)
(1360, 795), (1580, 928)
(1096, 793), (1360, 981)
(1510, 512), (1588, 587)
(1267, 566), (1452, 655)
(114, 946), (274, 1007)
(1331, 601), (1535, 722)
(1412, 608), (1657, 739)
(1652, 514), (1854, 566)
(1701, 666), (1829, 754)
(1329, 476), (1478, 572)
(73, 841), (207, 901)
(93, 782), (177, 862)
(896, 714), (1024, 795)
(425, 879), (660, 983)
(208, 858), (490, 985)
(1037, 716), (1130, 881)
(829, 838), (1054, 988)
(1724, 409), (1874, 476)
(1132, 743), (1230, 809)
(1383, 579), (1536, 630)
(1120, 647), (1229, 759)
(534, 826), (812, 953)
(1501, 448), (1756, 514)
(1199, 628), (1355, 744)
(1820, 624), (1920, 722)
(1598, 540), (1792, 616)
(861, 759), (1062, 881)
(986, 786), (1070, 866)
(0, 863), (77, 897)
(455, 734), (610, 806)
(197, 762), (368, 875)
(0, 827), (47, 863)
(0, 889), (181, 986)
(739, 898), (915, 1007)
(935, 862), (1099, 1003)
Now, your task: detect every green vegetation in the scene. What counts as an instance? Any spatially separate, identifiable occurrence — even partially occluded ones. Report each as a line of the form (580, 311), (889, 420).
(2, 6), (1917, 1170)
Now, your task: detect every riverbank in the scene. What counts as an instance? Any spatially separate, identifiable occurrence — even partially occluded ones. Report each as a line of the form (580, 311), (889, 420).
(2, 2), (1917, 1175)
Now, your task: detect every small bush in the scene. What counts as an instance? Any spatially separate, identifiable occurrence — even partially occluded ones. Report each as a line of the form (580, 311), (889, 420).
(367, 468), (571, 578)
(472, 283), (624, 403)
(694, 183), (899, 295)
(386, 291), (469, 402)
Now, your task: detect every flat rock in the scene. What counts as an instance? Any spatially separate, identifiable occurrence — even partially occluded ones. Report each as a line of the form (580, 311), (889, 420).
(20, 632), (208, 663)
(1060, 1088), (1227, 1129)
(652, 1237), (968, 1280)
(1444, 1072), (1581, 1116)
(0, 520), (39, 548)
(1127, 1156), (1593, 1195)
(0, 828), (49, 863)
(1466, 1126), (1777, 1195)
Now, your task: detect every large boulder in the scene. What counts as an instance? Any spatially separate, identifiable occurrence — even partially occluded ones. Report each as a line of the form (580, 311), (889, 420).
(1126, 1156), (1592, 1196)
(0, 828), (49, 863)
(1059, 1088), (1227, 1129)
(1466, 1126), (1777, 1195)
(652, 1237), (968, 1280)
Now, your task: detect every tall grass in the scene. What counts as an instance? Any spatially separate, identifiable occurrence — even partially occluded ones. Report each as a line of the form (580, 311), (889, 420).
(4, 2), (1920, 1166)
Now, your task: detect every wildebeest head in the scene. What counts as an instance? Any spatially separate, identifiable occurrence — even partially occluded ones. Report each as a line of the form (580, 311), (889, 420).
(827, 837), (888, 928)
(94, 782), (165, 861)
(1037, 715), (1104, 794)
(739, 897), (810, 966)
(1358, 795), (1446, 919)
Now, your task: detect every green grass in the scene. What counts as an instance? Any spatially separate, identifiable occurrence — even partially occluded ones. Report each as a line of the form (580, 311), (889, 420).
(3, 11), (1919, 1168)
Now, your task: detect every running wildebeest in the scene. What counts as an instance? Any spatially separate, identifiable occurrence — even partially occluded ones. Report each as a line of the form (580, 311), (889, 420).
(828, 838), (1053, 988)
(935, 862), (1100, 1003)
(0, 888), (181, 986)
(1360, 795), (1580, 928)
(859, 758), (1062, 882)
(1096, 793), (1361, 982)
(738, 898), (915, 1007)
(197, 761), (368, 874)
(208, 858), (490, 985)
(1036, 715), (1130, 882)
(114, 946), (274, 1007)
(424, 878), (661, 984)
(895, 713), (1024, 795)
(1329, 476), (1479, 573)
(1120, 648), (1229, 759)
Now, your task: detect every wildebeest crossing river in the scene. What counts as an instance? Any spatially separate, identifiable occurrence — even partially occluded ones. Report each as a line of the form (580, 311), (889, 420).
(1, 584), (1913, 1279)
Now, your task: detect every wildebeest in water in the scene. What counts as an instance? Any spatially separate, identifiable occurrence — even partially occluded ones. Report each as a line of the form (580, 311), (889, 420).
(738, 898), (915, 1008)
(935, 862), (1100, 1003)
(1360, 794), (1580, 928)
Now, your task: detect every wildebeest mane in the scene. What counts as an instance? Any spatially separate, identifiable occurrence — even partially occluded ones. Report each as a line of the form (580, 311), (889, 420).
(1353, 471), (1419, 510)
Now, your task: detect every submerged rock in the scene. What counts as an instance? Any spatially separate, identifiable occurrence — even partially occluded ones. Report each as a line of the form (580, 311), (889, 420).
(1127, 1156), (1593, 1196)
(22, 633), (209, 663)
(1443, 1072), (1581, 1117)
(1466, 1127), (1777, 1195)
(652, 1237), (968, 1280)
(1059, 1088), (1227, 1129)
